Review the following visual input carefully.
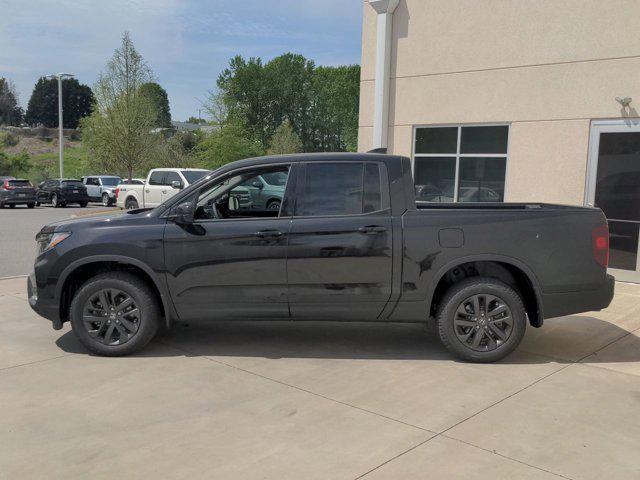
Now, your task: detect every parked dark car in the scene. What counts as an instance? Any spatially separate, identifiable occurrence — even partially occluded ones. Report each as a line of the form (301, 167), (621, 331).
(28, 153), (614, 362)
(0, 179), (37, 208)
(36, 179), (89, 208)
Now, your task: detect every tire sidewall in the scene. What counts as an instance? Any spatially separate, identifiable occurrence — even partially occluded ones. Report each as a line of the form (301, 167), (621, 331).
(437, 278), (526, 363)
(70, 273), (159, 356)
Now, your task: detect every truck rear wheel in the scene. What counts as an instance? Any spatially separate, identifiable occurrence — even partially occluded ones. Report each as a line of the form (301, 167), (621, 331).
(69, 272), (160, 356)
(125, 197), (139, 210)
(436, 277), (526, 363)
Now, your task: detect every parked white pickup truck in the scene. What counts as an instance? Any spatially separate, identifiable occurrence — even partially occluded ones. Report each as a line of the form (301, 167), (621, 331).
(116, 168), (210, 209)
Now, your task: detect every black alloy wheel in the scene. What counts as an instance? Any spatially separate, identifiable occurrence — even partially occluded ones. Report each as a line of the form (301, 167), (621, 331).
(453, 293), (514, 352)
(82, 289), (141, 346)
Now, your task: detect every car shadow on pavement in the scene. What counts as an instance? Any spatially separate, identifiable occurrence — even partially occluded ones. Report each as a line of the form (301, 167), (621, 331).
(55, 315), (640, 365)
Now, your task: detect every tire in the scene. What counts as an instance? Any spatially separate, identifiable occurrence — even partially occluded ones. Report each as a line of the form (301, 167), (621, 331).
(70, 272), (160, 356)
(102, 193), (111, 207)
(51, 194), (59, 208)
(79, 201), (88, 208)
(27, 203), (35, 209)
(125, 197), (139, 210)
(0, 203), (4, 208)
(436, 277), (526, 363)
(267, 200), (281, 211)
(9, 204), (15, 209)
(35, 202), (40, 206)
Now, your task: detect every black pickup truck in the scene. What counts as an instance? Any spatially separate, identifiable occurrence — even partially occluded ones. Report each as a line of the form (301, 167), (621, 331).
(28, 153), (614, 362)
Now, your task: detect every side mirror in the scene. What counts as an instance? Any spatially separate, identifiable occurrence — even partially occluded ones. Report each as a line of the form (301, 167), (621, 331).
(170, 201), (194, 224)
(171, 180), (184, 189)
(252, 181), (263, 189)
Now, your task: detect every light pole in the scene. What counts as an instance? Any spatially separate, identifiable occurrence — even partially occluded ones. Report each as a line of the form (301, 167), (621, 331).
(45, 73), (74, 178)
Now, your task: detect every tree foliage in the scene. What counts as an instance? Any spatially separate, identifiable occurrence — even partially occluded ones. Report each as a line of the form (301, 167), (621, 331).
(0, 78), (23, 126)
(216, 53), (360, 153)
(25, 77), (93, 128)
(139, 82), (171, 128)
(0, 150), (31, 177)
(81, 31), (158, 181)
(267, 120), (302, 155)
(196, 118), (263, 170)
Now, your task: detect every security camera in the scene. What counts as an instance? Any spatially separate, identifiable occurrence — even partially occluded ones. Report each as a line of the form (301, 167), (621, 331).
(615, 97), (632, 107)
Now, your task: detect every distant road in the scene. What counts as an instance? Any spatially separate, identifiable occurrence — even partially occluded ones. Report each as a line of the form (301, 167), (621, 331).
(0, 205), (118, 278)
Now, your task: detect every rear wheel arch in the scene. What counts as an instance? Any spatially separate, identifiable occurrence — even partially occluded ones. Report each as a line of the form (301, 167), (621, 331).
(428, 256), (543, 327)
(57, 256), (176, 328)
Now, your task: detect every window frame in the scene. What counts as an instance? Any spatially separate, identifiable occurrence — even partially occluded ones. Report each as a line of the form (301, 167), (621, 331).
(293, 161), (391, 219)
(412, 123), (510, 203)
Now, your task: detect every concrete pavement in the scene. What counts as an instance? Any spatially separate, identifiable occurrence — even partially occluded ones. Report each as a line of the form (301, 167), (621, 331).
(1, 275), (640, 479)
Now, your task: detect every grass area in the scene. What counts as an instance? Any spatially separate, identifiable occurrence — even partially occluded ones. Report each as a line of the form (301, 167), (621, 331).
(29, 144), (90, 182)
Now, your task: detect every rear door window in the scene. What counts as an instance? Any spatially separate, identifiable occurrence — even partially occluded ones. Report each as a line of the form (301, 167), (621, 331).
(296, 162), (388, 217)
(148, 171), (165, 186)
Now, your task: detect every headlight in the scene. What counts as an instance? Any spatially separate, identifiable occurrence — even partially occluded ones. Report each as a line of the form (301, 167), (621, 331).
(36, 231), (71, 255)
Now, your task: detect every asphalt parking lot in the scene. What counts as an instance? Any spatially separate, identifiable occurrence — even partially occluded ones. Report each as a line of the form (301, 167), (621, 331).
(0, 204), (118, 277)
(1, 208), (640, 479)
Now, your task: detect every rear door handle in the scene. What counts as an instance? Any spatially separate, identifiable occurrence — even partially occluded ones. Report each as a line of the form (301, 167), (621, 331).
(358, 225), (387, 234)
(145, 189), (150, 193)
(255, 229), (283, 238)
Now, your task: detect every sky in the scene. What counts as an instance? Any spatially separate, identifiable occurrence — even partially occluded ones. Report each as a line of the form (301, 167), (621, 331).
(0, 0), (363, 121)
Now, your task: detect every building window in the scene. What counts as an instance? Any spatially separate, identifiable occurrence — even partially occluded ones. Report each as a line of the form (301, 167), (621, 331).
(413, 125), (509, 203)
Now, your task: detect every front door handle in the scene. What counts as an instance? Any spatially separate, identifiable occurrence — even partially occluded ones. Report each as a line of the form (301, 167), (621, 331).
(255, 229), (283, 238)
(358, 225), (387, 234)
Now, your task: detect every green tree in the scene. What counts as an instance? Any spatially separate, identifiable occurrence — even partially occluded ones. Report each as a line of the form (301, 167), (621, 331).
(186, 116), (207, 124)
(81, 31), (158, 181)
(310, 65), (360, 152)
(0, 78), (23, 126)
(139, 82), (171, 128)
(216, 53), (359, 153)
(25, 77), (93, 128)
(196, 118), (262, 169)
(0, 150), (31, 176)
(267, 120), (303, 155)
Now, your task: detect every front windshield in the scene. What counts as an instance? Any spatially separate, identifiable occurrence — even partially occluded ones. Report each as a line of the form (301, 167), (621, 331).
(181, 170), (209, 184)
(101, 177), (121, 186)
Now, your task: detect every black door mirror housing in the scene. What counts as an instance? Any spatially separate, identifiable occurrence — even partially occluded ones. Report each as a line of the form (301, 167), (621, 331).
(171, 180), (184, 189)
(170, 201), (194, 224)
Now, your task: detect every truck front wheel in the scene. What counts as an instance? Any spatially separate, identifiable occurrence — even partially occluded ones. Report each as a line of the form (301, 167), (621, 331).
(436, 277), (526, 363)
(69, 272), (160, 356)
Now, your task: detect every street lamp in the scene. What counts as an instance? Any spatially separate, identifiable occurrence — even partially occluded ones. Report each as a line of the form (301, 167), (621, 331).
(45, 73), (75, 179)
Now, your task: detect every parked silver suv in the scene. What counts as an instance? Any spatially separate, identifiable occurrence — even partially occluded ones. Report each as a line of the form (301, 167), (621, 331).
(81, 176), (121, 206)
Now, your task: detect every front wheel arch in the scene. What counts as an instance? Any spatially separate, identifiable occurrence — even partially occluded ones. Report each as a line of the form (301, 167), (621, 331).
(57, 257), (177, 328)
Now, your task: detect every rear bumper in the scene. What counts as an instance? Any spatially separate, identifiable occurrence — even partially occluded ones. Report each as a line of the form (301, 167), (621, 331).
(1, 194), (36, 204)
(542, 274), (615, 319)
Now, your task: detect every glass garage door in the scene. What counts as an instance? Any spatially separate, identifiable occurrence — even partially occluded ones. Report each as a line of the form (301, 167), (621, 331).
(587, 121), (640, 283)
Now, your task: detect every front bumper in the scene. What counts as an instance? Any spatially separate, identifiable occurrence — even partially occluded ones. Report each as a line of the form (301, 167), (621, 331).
(28, 273), (62, 329)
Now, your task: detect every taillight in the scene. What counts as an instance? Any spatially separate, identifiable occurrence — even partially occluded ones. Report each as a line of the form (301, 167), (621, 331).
(592, 224), (609, 268)
(115, 188), (119, 200)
